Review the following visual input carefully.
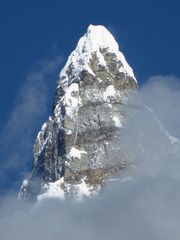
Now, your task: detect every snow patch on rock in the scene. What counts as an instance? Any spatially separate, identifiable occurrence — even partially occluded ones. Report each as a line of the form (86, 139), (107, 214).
(113, 116), (122, 127)
(103, 85), (116, 101)
(76, 178), (91, 200)
(63, 83), (81, 117)
(67, 147), (87, 159)
(37, 177), (65, 201)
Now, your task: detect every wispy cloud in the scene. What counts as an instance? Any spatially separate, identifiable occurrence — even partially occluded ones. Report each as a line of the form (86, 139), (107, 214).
(0, 55), (62, 194)
(140, 75), (180, 138)
(0, 75), (180, 239)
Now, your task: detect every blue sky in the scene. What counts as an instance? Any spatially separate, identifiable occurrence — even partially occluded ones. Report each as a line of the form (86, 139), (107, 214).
(0, 0), (180, 195)
(1, 0), (180, 130)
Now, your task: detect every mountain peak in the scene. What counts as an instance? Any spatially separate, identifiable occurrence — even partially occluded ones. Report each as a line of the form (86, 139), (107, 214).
(86, 24), (119, 52)
(60, 24), (136, 86)
(19, 25), (138, 201)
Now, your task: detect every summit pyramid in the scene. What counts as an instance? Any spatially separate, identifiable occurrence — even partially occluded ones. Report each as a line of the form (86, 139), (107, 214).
(19, 25), (138, 201)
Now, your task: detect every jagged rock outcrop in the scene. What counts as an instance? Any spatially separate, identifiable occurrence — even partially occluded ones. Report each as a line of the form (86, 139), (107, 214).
(19, 25), (138, 201)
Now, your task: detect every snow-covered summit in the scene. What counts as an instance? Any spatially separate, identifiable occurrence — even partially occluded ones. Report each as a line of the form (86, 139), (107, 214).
(84, 24), (119, 52)
(60, 24), (136, 86)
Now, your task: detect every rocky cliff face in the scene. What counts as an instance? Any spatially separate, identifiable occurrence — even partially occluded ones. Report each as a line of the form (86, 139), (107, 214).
(19, 25), (138, 201)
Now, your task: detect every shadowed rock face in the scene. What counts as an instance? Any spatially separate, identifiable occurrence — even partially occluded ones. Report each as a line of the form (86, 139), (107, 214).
(19, 25), (137, 201)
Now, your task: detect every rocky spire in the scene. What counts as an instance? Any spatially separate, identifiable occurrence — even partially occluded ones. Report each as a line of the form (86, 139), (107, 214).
(19, 25), (137, 201)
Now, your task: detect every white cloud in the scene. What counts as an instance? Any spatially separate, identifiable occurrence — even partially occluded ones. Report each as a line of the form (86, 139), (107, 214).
(140, 75), (180, 138)
(0, 75), (180, 240)
(0, 55), (62, 189)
